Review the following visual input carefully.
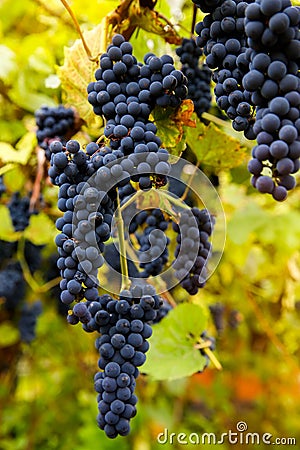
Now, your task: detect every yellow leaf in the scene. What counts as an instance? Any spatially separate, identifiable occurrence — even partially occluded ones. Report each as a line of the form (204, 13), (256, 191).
(0, 132), (35, 165)
(186, 122), (248, 170)
(57, 24), (103, 127)
(24, 213), (57, 246)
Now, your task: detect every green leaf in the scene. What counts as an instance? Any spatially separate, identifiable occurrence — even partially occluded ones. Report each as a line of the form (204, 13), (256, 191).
(9, 71), (57, 112)
(186, 120), (248, 171)
(0, 205), (20, 241)
(143, 303), (209, 380)
(24, 213), (57, 245)
(1, 166), (26, 189)
(57, 24), (102, 127)
(227, 203), (268, 245)
(256, 210), (300, 251)
(0, 322), (20, 347)
(152, 100), (196, 156)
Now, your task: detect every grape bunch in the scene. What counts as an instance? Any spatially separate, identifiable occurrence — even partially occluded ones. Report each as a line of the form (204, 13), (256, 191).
(49, 137), (173, 308)
(243, 0), (300, 200)
(87, 34), (187, 189)
(195, 0), (256, 138)
(103, 243), (140, 279)
(209, 302), (225, 334)
(129, 209), (170, 277)
(172, 207), (214, 295)
(152, 298), (173, 324)
(0, 178), (45, 344)
(65, 283), (162, 438)
(35, 105), (75, 160)
(8, 192), (32, 232)
(176, 37), (212, 118)
(18, 301), (42, 343)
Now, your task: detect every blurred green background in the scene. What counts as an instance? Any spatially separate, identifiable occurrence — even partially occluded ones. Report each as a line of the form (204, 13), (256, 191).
(0, 0), (300, 449)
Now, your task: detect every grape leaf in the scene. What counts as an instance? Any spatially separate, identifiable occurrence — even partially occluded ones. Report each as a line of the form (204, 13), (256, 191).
(152, 100), (196, 156)
(186, 120), (248, 170)
(24, 213), (57, 245)
(227, 203), (269, 245)
(0, 131), (36, 165)
(0, 205), (20, 241)
(57, 24), (102, 127)
(142, 303), (209, 380)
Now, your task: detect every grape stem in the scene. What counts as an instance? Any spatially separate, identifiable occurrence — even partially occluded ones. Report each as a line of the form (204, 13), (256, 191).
(116, 189), (130, 291)
(202, 112), (234, 129)
(158, 189), (191, 211)
(59, 0), (100, 62)
(191, 4), (197, 37)
(195, 339), (222, 370)
(119, 188), (190, 219)
(180, 159), (201, 202)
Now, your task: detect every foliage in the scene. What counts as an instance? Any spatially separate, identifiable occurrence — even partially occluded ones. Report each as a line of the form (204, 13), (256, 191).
(0, 0), (300, 448)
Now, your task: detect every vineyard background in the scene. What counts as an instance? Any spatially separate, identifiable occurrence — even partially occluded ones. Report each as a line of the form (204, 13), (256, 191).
(0, 0), (300, 449)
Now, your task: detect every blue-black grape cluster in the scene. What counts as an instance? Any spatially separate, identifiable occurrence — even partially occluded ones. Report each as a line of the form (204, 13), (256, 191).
(0, 176), (6, 198)
(176, 38), (212, 118)
(209, 302), (243, 332)
(0, 263), (25, 311)
(18, 301), (42, 343)
(45, 254), (70, 317)
(48, 34), (218, 439)
(209, 302), (225, 334)
(0, 178), (47, 344)
(152, 298), (173, 323)
(49, 138), (173, 306)
(65, 283), (162, 438)
(8, 192), (32, 232)
(0, 246), (42, 344)
(87, 34), (187, 189)
(0, 244), (43, 343)
(244, 0), (300, 200)
(172, 207), (214, 295)
(128, 209), (170, 277)
(35, 105), (75, 160)
(50, 141), (111, 306)
(199, 331), (216, 369)
(195, 0), (256, 138)
(103, 243), (140, 278)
